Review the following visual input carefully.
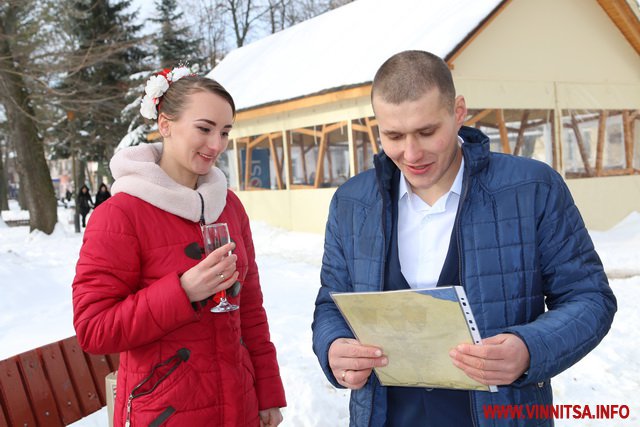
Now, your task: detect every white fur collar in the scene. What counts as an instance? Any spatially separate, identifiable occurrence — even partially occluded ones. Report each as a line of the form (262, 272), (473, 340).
(110, 142), (227, 223)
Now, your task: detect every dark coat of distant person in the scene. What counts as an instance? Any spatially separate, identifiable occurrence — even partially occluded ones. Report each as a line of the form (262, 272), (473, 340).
(77, 185), (93, 216)
(94, 183), (111, 208)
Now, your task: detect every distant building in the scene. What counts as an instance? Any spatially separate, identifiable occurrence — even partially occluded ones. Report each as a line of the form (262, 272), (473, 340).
(208, 0), (640, 232)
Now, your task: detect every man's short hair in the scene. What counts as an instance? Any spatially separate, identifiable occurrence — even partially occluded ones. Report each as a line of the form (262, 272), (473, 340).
(371, 50), (455, 111)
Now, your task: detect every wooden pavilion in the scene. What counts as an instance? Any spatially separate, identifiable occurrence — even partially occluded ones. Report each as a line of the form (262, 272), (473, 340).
(207, 0), (640, 232)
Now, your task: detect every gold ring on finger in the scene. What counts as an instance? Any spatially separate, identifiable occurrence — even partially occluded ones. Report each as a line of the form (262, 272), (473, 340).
(341, 370), (348, 382)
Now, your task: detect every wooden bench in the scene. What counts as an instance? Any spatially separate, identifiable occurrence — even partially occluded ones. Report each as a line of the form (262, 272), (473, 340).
(0, 336), (119, 427)
(2, 219), (30, 227)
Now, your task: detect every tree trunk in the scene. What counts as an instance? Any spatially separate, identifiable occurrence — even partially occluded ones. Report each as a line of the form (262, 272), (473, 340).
(0, 144), (8, 210)
(0, 11), (57, 233)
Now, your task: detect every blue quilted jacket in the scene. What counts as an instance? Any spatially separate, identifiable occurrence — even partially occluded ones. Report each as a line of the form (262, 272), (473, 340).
(312, 126), (616, 426)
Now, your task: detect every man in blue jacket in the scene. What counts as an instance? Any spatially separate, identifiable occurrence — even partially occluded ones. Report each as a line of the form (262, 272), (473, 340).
(312, 50), (616, 426)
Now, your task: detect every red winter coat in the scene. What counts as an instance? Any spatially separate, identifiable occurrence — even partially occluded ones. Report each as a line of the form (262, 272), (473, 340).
(72, 188), (286, 426)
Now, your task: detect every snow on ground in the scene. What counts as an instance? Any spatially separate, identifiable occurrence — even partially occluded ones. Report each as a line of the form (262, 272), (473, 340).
(0, 201), (637, 426)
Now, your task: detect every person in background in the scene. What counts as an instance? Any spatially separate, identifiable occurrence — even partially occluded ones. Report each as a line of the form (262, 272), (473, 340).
(76, 185), (93, 228)
(93, 183), (111, 208)
(312, 50), (616, 426)
(72, 66), (286, 426)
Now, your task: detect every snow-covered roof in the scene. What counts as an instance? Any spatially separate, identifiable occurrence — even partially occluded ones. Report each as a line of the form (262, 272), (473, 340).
(208, 0), (503, 111)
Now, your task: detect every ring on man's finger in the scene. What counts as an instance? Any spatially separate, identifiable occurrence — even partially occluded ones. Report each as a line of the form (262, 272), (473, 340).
(341, 370), (348, 382)
(219, 273), (225, 280)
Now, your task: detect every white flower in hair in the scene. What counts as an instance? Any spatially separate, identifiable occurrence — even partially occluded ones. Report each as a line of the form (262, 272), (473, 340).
(144, 75), (170, 98)
(170, 66), (192, 82)
(140, 94), (159, 120)
(139, 66), (195, 120)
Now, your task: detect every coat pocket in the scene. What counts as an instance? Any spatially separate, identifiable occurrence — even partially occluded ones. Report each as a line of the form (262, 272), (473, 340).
(148, 406), (175, 427)
(125, 348), (191, 427)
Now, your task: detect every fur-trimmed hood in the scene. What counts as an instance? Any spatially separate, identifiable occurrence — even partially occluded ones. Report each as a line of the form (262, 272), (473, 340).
(110, 142), (227, 224)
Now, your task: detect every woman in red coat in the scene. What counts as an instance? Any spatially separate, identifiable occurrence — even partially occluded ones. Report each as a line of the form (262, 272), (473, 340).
(72, 68), (286, 426)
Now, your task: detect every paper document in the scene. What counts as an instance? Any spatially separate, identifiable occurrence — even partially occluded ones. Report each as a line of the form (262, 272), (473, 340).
(331, 286), (497, 392)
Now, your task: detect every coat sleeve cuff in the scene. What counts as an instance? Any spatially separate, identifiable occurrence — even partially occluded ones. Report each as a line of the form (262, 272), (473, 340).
(255, 374), (287, 410)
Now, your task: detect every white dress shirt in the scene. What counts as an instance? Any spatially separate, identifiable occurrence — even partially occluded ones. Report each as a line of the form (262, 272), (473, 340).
(397, 149), (464, 289)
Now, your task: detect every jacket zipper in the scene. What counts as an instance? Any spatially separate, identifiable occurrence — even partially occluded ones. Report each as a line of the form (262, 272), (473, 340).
(456, 150), (470, 290)
(469, 391), (478, 427)
(370, 156), (391, 427)
(458, 149), (478, 427)
(124, 348), (191, 427)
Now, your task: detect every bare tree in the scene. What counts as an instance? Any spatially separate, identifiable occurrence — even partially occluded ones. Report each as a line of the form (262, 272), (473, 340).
(265, 0), (289, 33)
(182, 0), (356, 69)
(187, 0), (229, 68)
(0, 1), (58, 233)
(0, 126), (8, 211)
(224, 0), (267, 47)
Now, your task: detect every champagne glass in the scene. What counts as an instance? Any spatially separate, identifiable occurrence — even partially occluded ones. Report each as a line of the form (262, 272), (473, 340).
(202, 223), (239, 313)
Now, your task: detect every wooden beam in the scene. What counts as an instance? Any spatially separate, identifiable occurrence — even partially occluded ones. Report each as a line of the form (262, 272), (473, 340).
(630, 111), (637, 154)
(496, 109), (511, 154)
(364, 117), (380, 155)
(597, 0), (640, 56)
(595, 111), (608, 175)
(348, 120), (356, 178)
(352, 123), (370, 133)
(588, 168), (636, 177)
(472, 121), (522, 133)
(232, 139), (241, 190)
(235, 84), (372, 122)
(522, 118), (551, 129)
(327, 140), (334, 184)
(291, 127), (323, 138)
(623, 110), (634, 169)
(297, 135), (308, 184)
(268, 134), (283, 190)
(283, 130), (292, 189)
(512, 110), (530, 156)
(550, 112), (558, 171)
(248, 133), (270, 149)
(464, 109), (493, 126)
(244, 144), (253, 189)
(570, 113), (595, 177)
(314, 125), (328, 188)
(244, 185), (269, 191)
(323, 121), (348, 135)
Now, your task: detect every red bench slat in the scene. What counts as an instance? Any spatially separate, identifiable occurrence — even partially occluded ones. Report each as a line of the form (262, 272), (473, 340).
(40, 343), (83, 425)
(60, 338), (101, 417)
(85, 353), (112, 406)
(0, 337), (119, 426)
(0, 358), (37, 426)
(18, 350), (63, 426)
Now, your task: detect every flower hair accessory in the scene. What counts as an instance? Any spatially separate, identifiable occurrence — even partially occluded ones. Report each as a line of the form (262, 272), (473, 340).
(140, 66), (196, 120)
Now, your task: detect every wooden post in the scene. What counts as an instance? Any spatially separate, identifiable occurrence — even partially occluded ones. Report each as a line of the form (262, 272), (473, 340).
(282, 130), (292, 189)
(297, 134), (308, 184)
(314, 125), (328, 188)
(595, 111), (608, 176)
(268, 133), (283, 190)
(232, 139), (241, 191)
(512, 110), (530, 156)
(623, 110), (633, 170)
(464, 109), (493, 127)
(497, 109), (511, 154)
(244, 138), (253, 190)
(364, 117), (379, 155)
(569, 113), (594, 177)
(348, 120), (356, 178)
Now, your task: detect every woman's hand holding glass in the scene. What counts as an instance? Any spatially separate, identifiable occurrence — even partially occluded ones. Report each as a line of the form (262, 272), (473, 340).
(180, 241), (238, 303)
